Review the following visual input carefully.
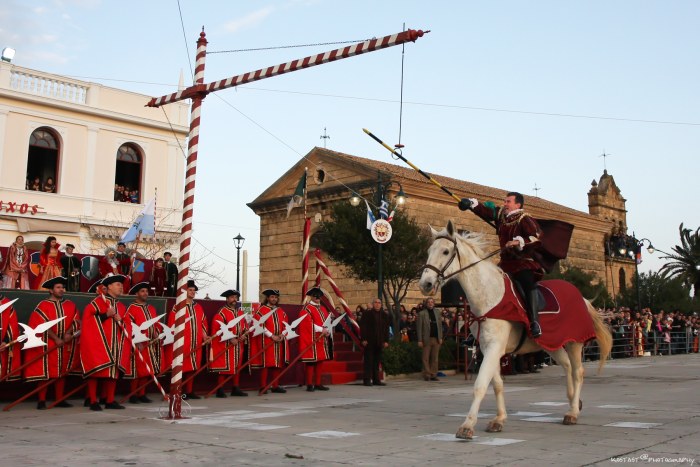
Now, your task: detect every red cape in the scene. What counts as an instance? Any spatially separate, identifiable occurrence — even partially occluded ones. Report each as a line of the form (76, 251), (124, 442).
(209, 306), (246, 375)
(24, 299), (79, 381)
(0, 296), (21, 381)
(249, 305), (289, 369)
(123, 303), (162, 378)
(80, 295), (131, 378)
(298, 302), (332, 362)
(484, 275), (596, 351)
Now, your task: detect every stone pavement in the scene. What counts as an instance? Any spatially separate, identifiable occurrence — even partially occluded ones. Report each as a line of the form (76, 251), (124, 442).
(1, 354), (698, 466)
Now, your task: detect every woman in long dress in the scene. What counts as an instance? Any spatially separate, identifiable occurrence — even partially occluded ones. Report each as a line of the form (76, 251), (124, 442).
(2, 235), (30, 289)
(35, 236), (62, 290)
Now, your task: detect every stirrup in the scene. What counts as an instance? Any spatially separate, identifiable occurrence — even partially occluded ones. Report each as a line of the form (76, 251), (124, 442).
(530, 321), (542, 338)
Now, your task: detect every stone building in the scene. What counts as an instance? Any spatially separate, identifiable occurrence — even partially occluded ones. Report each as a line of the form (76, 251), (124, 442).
(249, 147), (634, 306)
(0, 60), (188, 254)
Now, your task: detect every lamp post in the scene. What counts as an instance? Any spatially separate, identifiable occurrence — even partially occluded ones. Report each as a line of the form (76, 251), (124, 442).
(618, 234), (654, 313)
(349, 171), (407, 301)
(233, 233), (245, 292)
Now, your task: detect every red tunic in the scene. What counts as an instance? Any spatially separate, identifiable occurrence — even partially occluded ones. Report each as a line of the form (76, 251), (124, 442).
(0, 295), (21, 381)
(298, 302), (332, 363)
(250, 305), (289, 369)
(150, 266), (166, 296)
(123, 303), (162, 378)
(209, 306), (247, 375)
(162, 302), (208, 373)
(24, 299), (79, 381)
(472, 204), (543, 276)
(80, 295), (131, 378)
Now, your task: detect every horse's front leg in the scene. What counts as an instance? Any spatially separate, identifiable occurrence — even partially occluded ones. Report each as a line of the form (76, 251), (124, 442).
(486, 371), (506, 433)
(457, 349), (502, 439)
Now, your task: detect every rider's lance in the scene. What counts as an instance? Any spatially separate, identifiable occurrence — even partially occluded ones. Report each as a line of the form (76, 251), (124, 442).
(362, 128), (496, 229)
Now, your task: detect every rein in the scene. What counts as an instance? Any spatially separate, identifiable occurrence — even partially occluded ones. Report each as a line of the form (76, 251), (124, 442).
(421, 235), (502, 282)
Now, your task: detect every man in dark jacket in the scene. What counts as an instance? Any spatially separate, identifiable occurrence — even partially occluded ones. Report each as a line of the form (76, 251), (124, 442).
(360, 298), (390, 387)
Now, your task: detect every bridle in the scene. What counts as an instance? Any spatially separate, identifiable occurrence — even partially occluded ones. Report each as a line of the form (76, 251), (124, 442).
(421, 235), (501, 286)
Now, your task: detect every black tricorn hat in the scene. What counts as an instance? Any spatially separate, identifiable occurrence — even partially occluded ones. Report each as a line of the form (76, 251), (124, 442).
(42, 276), (68, 289)
(129, 282), (150, 295)
(102, 274), (126, 287)
(186, 279), (198, 291)
(65, 243), (75, 249)
(305, 286), (324, 298)
(87, 279), (103, 294)
(262, 289), (280, 297)
(220, 289), (240, 298)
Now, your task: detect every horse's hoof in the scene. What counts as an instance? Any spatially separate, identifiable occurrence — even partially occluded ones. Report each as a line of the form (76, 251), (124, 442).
(563, 415), (578, 425)
(486, 421), (503, 433)
(579, 399), (583, 411)
(456, 426), (474, 440)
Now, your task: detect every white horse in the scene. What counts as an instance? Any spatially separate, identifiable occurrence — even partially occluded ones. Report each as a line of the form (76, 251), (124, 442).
(418, 221), (612, 440)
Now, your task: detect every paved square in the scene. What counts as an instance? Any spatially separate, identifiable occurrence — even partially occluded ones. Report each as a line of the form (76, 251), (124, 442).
(0, 354), (698, 466)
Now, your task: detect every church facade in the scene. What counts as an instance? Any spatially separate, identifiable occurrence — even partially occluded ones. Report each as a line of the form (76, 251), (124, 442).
(248, 147), (635, 307)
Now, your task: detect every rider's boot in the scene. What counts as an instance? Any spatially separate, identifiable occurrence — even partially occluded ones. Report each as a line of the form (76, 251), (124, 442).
(527, 290), (542, 338)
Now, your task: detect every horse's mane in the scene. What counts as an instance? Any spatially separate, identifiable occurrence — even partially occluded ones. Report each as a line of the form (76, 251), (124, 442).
(456, 230), (489, 257)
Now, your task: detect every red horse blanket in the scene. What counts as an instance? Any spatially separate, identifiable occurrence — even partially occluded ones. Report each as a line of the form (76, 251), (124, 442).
(484, 275), (596, 351)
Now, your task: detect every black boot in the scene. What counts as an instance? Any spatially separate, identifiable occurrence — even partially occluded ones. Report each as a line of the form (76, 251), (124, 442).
(216, 389), (228, 398)
(230, 386), (248, 397)
(528, 290), (542, 338)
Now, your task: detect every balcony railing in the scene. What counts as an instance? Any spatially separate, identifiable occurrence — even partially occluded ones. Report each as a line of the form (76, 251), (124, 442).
(9, 69), (88, 104)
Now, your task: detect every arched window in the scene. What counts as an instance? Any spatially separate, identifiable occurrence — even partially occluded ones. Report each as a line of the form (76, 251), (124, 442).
(114, 143), (142, 203)
(619, 268), (627, 293)
(26, 127), (60, 193)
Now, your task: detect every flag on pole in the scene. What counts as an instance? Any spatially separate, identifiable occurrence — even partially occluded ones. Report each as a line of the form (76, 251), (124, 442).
(120, 197), (156, 243)
(379, 199), (389, 220)
(286, 172), (307, 218)
(365, 200), (376, 230)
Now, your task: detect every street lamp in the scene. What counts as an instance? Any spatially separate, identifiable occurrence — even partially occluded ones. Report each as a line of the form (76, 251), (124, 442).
(1, 47), (15, 63)
(233, 233), (245, 292)
(347, 172), (408, 300)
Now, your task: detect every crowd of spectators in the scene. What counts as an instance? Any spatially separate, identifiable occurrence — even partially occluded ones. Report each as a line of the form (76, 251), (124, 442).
(114, 184), (140, 203)
(352, 300), (699, 363)
(25, 176), (56, 193)
(602, 307), (699, 357)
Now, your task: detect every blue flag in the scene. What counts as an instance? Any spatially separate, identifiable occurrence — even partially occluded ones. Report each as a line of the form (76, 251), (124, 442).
(365, 200), (376, 230)
(379, 199), (389, 220)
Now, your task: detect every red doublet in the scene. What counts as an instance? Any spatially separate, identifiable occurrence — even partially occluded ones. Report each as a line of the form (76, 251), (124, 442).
(298, 302), (332, 363)
(80, 295), (131, 378)
(123, 303), (162, 378)
(0, 295), (21, 381)
(473, 204), (543, 275)
(163, 302), (208, 372)
(250, 305), (289, 369)
(210, 306), (246, 375)
(24, 299), (79, 381)
(250, 305), (289, 368)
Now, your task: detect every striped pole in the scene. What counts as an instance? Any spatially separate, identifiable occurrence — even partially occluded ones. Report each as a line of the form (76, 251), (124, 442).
(147, 29), (428, 108)
(167, 29), (208, 420)
(301, 217), (311, 301)
(313, 249), (360, 331)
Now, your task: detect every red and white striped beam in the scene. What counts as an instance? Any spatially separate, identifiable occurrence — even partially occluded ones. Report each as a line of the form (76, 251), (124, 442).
(148, 29), (428, 108)
(167, 30), (208, 420)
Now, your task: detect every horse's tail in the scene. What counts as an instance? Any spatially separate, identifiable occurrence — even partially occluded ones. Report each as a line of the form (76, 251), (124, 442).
(587, 301), (612, 375)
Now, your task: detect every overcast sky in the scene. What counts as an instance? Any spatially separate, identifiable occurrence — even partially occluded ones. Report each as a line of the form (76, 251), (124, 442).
(2, 1), (698, 299)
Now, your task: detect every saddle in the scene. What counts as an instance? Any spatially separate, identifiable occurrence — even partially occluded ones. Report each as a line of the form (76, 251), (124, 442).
(511, 281), (560, 314)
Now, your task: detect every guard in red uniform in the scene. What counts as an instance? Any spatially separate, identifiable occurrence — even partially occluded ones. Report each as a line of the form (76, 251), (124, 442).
(460, 192), (544, 337)
(251, 289), (289, 394)
(80, 274), (131, 411)
(123, 282), (162, 404)
(298, 287), (332, 392)
(210, 289), (247, 398)
(163, 280), (208, 399)
(24, 276), (80, 409)
(0, 292), (21, 381)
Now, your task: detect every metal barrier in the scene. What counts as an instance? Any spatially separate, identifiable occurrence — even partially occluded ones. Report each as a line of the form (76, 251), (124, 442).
(583, 324), (699, 362)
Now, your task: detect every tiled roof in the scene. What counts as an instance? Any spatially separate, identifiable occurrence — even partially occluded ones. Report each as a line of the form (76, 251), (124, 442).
(316, 147), (590, 217)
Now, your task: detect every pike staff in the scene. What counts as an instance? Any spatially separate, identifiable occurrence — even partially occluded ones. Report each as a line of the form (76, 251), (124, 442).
(362, 128), (495, 228)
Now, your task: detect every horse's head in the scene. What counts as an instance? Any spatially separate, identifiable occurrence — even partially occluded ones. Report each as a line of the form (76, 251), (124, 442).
(419, 220), (487, 297)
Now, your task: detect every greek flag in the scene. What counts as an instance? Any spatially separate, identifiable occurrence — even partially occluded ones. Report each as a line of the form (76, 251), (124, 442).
(379, 200), (390, 220)
(365, 200), (376, 230)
